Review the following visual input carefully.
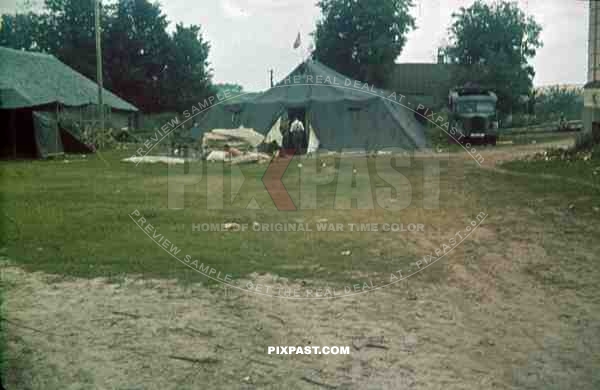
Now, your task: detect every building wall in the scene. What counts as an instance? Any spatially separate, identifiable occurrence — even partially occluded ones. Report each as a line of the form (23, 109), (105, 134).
(584, 0), (600, 137)
(589, 1), (600, 82)
(387, 64), (457, 109)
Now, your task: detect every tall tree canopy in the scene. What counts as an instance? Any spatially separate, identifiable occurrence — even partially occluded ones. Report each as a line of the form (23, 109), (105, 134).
(444, 0), (542, 114)
(0, 13), (42, 51)
(104, 0), (172, 111)
(0, 0), (213, 113)
(313, 0), (415, 86)
(162, 24), (213, 110)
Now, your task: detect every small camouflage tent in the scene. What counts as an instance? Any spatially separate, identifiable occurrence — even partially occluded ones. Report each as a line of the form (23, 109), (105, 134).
(194, 60), (426, 151)
(0, 46), (138, 158)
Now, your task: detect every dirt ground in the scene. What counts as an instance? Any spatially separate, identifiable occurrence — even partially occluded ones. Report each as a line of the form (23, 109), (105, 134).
(422, 138), (575, 168)
(3, 138), (599, 390)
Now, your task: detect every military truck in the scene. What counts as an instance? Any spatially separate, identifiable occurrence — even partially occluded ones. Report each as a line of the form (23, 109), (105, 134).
(448, 84), (499, 145)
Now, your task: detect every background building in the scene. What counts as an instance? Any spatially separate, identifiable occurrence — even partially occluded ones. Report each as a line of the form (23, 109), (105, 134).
(387, 63), (456, 110)
(584, 0), (600, 140)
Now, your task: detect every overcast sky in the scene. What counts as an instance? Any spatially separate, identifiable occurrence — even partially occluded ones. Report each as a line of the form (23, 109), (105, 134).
(1, 0), (588, 91)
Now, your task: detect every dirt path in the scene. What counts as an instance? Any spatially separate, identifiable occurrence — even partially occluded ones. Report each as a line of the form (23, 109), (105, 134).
(415, 138), (575, 168)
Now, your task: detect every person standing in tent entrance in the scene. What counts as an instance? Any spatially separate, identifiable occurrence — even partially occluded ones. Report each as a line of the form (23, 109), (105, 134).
(290, 117), (305, 154)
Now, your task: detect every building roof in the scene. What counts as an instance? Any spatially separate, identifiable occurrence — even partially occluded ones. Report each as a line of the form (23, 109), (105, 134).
(389, 63), (456, 97)
(0, 46), (138, 111)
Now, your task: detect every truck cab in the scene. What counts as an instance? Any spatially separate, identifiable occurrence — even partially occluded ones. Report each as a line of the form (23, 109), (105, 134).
(448, 85), (498, 145)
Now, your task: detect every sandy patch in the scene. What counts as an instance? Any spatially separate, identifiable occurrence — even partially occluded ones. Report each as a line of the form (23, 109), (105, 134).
(2, 240), (592, 390)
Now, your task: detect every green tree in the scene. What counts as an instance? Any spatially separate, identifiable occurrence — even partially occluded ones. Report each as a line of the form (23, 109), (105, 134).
(313, 0), (415, 86)
(162, 24), (214, 111)
(0, 0), (214, 113)
(40, 0), (99, 80)
(103, 0), (174, 112)
(0, 13), (41, 51)
(444, 0), (542, 114)
(214, 83), (244, 94)
(533, 86), (583, 123)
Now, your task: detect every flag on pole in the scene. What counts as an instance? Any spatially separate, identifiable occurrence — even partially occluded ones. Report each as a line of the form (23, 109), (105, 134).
(293, 32), (301, 49)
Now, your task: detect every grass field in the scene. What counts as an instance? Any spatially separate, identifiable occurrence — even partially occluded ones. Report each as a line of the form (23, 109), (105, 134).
(2, 144), (600, 389)
(503, 158), (600, 185)
(2, 144), (598, 295)
(1, 150), (474, 287)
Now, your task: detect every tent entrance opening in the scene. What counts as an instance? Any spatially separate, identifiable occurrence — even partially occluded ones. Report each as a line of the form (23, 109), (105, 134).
(286, 108), (308, 154)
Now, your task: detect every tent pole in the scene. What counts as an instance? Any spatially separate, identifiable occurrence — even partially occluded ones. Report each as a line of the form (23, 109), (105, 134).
(11, 110), (16, 159)
(56, 104), (60, 154)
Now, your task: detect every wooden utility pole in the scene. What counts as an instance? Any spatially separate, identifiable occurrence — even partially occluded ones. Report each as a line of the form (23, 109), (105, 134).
(94, 0), (104, 140)
(269, 69), (274, 88)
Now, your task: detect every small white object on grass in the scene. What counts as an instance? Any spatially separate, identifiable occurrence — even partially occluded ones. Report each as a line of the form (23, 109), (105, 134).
(353, 169), (357, 174)
(297, 163), (303, 168)
(224, 223), (241, 231)
(341, 250), (352, 256)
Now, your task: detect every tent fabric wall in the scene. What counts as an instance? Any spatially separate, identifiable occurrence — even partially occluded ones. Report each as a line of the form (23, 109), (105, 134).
(0, 109), (39, 158)
(195, 60), (427, 150)
(32, 111), (63, 157)
(60, 126), (93, 154)
(264, 118), (283, 146)
(0, 109), (91, 159)
(307, 124), (320, 153)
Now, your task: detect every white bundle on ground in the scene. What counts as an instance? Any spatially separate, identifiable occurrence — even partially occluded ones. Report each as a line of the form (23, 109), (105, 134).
(206, 150), (230, 161)
(206, 151), (271, 164)
(122, 156), (187, 164)
(230, 152), (272, 165)
(207, 127), (265, 148)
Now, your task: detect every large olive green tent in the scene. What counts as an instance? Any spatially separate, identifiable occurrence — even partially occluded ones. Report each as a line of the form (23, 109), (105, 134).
(0, 46), (138, 158)
(193, 60), (426, 151)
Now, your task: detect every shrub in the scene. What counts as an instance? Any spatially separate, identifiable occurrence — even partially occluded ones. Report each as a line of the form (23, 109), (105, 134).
(533, 86), (583, 123)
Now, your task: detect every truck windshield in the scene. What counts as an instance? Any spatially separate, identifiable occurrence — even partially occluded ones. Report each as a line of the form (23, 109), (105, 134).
(457, 101), (495, 113)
